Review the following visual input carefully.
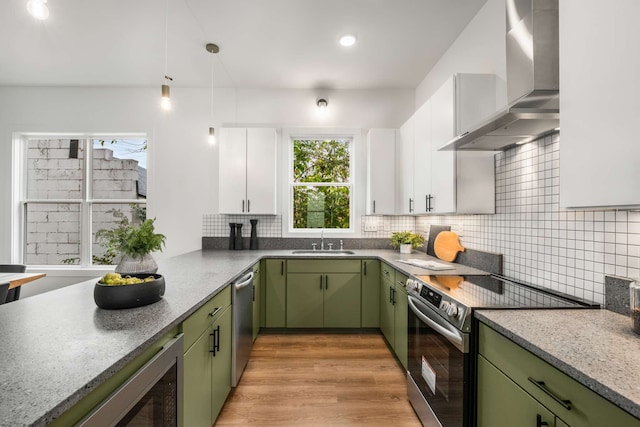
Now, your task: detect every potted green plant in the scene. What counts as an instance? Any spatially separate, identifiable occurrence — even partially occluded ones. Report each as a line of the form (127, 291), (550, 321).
(390, 231), (425, 254)
(95, 211), (166, 274)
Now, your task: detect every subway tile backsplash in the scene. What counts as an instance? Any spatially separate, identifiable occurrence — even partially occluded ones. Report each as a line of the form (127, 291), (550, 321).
(204, 132), (638, 304)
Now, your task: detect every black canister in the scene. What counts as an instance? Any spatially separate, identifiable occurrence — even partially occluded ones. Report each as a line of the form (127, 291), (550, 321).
(228, 223), (236, 250)
(235, 223), (243, 250)
(250, 219), (259, 250)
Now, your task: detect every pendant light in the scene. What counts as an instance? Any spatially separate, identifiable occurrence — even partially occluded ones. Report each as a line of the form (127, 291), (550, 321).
(160, 0), (172, 111)
(27, 0), (49, 20)
(206, 43), (219, 144)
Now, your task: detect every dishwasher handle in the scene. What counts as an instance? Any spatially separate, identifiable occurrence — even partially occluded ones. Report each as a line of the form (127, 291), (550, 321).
(234, 271), (254, 290)
(408, 295), (466, 352)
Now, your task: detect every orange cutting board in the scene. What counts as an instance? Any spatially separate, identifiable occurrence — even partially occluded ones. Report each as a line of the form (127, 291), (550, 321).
(433, 231), (465, 262)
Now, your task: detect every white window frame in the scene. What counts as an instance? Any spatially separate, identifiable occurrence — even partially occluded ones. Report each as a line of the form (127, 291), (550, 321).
(12, 132), (148, 268)
(284, 128), (358, 236)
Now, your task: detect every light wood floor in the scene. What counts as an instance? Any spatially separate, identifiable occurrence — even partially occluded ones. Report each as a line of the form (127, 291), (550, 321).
(215, 333), (422, 426)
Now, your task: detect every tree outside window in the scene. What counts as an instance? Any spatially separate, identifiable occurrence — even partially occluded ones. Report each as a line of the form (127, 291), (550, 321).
(292, 139), (352, 229)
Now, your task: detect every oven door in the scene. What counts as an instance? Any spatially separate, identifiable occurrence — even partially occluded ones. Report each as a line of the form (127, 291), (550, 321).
(79, 334), (183, 427)
(407, 295), (470, 427)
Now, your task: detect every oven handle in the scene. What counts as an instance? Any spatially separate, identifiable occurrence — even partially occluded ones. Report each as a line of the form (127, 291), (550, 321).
(408, 295), (466, 352)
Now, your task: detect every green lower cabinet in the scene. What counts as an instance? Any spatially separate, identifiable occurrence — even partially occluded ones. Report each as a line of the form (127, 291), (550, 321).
(287, 272), (361, 328)
(184, 305), (232, 426)
(479, 323), (640, 427)
(210, 306), (233, 420)
(361, 259), (380, 327)
(323, 273), (361, 328)
(252, 263), (261, 340)
(477, 355), (556, 427)
(265, 259), (286, 327)
(393, 273), (408, 370)
(184, 326), (214, 427)
(379, 264), (395, 346)
(286, 273), (325, 327)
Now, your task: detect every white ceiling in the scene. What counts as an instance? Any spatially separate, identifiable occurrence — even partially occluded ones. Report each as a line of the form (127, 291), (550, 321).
(0, 0), (487, 90)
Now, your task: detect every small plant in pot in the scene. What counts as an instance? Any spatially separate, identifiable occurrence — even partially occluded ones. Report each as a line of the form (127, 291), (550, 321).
(390, 231), (425, 254)
(95, 212), (166, 275)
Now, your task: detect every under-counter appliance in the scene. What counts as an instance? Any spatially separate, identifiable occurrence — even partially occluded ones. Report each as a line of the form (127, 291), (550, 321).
(232, 269), (255, 387)
(406, 274), (598, 427)
(79, 334), (183, 426)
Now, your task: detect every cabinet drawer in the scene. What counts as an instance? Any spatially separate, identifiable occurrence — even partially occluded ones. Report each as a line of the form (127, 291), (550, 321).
(287, 259), (361, 273)
(479, 323), (640, 426)
(395, 272), (408, 295)
(380, 262), (395, 285)
(183, 286), (231, 351)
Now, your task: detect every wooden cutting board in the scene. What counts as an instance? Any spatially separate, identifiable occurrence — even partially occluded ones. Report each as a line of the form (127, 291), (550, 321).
(434, 231), (465, 262)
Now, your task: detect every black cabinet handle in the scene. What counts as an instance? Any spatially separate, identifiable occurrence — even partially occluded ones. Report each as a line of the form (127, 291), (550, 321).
(425, 194), (433, 212)
(209, 325), (221, 356)
(528, 377), (572, 410)
(281, 260), (284, 275)
(208, 307), (222, 318)
(325, 275), (328, 289)
(242, 200), (245, 213)
(409, 198), (414, 213)
(252, 284), (255, 302)
(389, 286), (393, 304)
(247, 199), (250, 213)
(392, 287), (396, 304)
(536, 414), (549, 427)
(364, 262), (367, 275)
(373, 200), (376, 214)
(320, 275), (323, 290)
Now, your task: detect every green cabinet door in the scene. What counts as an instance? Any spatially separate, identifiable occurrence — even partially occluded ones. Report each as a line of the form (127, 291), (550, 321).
(379, 269), (395, 345)
(252, 263), (261, 340)
(477, 355), (555, 427)
(286, 273), (324, 327)
(361, 259), (380, 328)
(265, 259), (286, 327)
(184, 328), (214, 427)
(393, 274), (408, 370)
(211, 306), (233, 420)
(323, 272), (361, 328)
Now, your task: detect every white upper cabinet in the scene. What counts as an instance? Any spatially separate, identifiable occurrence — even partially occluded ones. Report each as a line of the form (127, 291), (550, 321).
(366, 129), (396, 215)
(219, 128), (277, 214)
(396, 74), (496, 215)
(559, 0), (640, 209)
(396, 118), (415, 214)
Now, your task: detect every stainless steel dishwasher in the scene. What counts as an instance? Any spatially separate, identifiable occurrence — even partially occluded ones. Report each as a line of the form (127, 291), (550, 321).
(232, 269), (254, 387)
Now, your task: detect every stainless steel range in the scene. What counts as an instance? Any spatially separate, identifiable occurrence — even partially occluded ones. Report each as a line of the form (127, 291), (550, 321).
(405, 274), (598, 427)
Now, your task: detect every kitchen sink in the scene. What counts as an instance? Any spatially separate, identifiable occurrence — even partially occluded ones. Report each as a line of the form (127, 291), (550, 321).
(291, 250), (355, 255)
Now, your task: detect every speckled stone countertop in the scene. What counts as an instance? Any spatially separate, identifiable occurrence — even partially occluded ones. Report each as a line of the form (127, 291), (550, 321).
(0, 249), (485, 427)
(475, 309), (640, 419)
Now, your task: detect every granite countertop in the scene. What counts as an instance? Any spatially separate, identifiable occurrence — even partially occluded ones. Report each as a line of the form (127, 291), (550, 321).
(475, 309), (640, 419)
(0, 248), (484, 427)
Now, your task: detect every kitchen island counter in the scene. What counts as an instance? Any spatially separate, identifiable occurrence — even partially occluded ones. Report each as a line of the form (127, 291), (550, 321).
(0, 248), (482, 426)
(476, 308), (640, 420)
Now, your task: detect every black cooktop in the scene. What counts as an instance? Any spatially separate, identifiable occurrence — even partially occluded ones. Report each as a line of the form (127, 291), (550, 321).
(414, 274), (599, 310)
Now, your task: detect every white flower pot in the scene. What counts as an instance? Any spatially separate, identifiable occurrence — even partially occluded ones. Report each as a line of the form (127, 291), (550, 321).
(399, 244), (412, 254)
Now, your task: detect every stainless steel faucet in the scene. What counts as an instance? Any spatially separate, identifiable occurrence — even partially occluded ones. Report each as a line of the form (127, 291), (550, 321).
(320, 230), (325, 250)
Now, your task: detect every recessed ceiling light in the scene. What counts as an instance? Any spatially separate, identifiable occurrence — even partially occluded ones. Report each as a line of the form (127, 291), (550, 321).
(339, 34), (357, 47)
(27, 0), (49, 20)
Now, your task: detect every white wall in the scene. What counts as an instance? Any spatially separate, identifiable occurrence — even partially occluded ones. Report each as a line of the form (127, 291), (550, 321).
(0, 86), (413, 262)
(414, 0), (507, 110)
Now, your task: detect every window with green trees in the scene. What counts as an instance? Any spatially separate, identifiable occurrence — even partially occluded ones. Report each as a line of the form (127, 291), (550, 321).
(292, 138), (352, 229)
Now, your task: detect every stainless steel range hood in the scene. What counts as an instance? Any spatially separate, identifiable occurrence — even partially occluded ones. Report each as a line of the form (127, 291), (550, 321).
(440, 0), (559, 151)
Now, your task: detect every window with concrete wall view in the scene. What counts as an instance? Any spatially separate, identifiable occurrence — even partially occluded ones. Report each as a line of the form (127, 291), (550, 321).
(291, 138), (352, 230)
(21, 137), (147, 266)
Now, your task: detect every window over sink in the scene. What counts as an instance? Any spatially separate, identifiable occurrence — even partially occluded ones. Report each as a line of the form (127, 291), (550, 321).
(290, 136), (353, 232)
(14, 135), (148, 266)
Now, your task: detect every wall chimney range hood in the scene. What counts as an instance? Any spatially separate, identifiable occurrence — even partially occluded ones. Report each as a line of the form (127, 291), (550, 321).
(439, 0), (559, 151)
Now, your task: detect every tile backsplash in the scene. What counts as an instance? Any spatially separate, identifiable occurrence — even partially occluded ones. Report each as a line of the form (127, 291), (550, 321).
(204, 132), (639, 304)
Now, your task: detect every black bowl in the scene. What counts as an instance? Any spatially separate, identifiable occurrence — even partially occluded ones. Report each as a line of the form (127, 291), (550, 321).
(94, 273), (165, 310)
